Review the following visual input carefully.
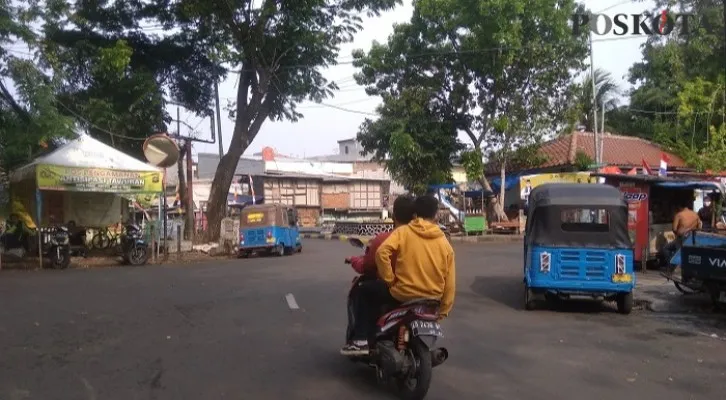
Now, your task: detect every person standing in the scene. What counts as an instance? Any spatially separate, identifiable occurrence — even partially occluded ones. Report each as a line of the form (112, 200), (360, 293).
(697, 196), (714, 230)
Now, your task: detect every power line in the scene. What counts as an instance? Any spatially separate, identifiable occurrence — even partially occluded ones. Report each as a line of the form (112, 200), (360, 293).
(595, 0), (635, 13)
(54, 99), (149, 141)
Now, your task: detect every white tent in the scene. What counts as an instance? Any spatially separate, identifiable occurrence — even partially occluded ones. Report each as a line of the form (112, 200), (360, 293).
(8, 135), (163, 228)
(10, 135), (160, 182)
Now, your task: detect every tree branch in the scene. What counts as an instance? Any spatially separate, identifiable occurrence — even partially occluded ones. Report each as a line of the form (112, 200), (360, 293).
(0, 79), (31, 123)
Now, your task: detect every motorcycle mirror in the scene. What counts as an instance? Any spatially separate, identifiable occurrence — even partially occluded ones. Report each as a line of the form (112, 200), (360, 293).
(348, 237), (366, 248)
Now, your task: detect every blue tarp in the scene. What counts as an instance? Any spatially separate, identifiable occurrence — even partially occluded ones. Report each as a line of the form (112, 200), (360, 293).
(655, 181), (721, 191)
(428, 183), (458, 190)
(489, 174), (521, 192)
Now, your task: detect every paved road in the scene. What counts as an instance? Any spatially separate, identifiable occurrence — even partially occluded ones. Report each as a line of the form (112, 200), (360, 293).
(1, 240), (726, 400)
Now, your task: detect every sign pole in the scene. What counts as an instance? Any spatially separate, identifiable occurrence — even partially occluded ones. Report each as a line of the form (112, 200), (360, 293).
(35, 189), (42, 269)
(163, 168), (168, 261)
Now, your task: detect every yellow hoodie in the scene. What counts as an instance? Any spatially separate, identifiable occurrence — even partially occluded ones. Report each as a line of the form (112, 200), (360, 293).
(375, 218), (456, 318)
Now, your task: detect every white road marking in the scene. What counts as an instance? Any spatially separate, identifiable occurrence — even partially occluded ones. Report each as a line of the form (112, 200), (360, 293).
(285, 293), (300, 310)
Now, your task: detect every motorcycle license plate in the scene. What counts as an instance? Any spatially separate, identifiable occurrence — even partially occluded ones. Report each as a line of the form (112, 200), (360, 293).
(410, 320), (443, 337)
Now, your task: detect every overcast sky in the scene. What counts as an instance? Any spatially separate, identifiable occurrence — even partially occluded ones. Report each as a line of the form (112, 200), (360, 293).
(182, 0), (657, 160)
(10, 1), (655, 160)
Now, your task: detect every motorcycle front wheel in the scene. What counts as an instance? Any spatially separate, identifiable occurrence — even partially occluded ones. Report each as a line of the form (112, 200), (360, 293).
(397, 338), (433, 400)
(127, 245), (149, 266)
(49, 247), (71, 269)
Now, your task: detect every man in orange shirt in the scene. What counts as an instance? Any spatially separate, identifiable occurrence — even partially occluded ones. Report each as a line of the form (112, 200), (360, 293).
(662, 202), (702, 265)
(341, 195), (415, 355)
(343, 195), (456, 356)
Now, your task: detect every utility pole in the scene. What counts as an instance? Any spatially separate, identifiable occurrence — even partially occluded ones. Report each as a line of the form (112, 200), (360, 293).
(600, 106), (605, 162)
(185, 140), (194, 244)
(589, 32), (600, 165)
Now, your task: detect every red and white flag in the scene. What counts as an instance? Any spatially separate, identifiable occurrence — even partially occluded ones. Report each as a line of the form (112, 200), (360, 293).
(249, 175), (256, 204)
(641, 159), (654, 175)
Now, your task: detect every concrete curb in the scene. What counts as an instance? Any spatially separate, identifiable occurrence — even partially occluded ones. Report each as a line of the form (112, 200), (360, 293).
(301, 233), (522, 244)
(301, 233), (371, 245)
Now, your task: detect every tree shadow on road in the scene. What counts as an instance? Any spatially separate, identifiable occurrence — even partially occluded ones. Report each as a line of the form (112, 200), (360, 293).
(470, 276), (619, 314)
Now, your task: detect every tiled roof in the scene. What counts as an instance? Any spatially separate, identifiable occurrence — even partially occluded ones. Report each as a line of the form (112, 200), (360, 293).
(487, 131), (686, 174)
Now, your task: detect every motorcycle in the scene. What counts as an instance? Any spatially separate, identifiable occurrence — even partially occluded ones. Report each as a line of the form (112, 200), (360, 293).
(438, 224), (451, 242)
(40, 226), (72, 269)
(117, 223), (149, 266)
(344, 237), (448, 400)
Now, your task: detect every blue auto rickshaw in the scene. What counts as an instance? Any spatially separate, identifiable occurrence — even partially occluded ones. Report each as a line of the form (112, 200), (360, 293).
(238, 203), (302, 258)
(523, 183), (635, 314)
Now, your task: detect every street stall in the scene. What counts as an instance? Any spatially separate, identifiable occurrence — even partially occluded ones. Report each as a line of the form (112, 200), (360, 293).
(463, 190), (489, 234)
(592, 173), (722, 267)
(7, 135), (163, 266)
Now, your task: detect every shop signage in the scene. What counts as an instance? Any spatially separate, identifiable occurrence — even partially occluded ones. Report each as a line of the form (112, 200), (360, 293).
(36, 164), (162, 193)
(623, 192), (648, 202)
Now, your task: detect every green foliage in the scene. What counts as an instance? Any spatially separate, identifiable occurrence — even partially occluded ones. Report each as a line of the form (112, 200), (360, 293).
(36, 1), (220, 158)
(386, 131), (452, 195)
(358, 87), (462, 193)
(0, 0), (74, 171)
(573, 150), (593, 171)
(460, 149), (484, 182)
(486, 142), (548, 172)
(617, 0), (725, 147)
(567, 69), (620, 132)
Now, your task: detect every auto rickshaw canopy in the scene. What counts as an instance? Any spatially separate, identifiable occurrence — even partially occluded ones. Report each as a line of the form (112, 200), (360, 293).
(525, 183), (630, 249)
(239, 203), (294, 227)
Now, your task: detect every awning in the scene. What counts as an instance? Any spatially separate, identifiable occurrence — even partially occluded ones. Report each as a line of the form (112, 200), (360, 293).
(654, 181), (722, 191)
(489, 174), (521, 192)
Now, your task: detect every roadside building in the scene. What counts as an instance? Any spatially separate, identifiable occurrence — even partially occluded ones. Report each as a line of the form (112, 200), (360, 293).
(485, 131), (687, 209)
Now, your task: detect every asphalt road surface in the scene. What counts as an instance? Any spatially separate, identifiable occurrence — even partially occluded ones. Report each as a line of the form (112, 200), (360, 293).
(1, 240), (726, 400)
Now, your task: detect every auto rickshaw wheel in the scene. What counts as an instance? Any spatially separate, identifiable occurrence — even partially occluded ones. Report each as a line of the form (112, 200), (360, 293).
(616, 292), (633, 314)
(524, 284), (536, 311)
(274, 245), (284, 257)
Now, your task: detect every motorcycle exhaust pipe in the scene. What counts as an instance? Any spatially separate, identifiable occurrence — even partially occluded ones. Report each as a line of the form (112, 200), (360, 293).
(431, 347), (448, 368)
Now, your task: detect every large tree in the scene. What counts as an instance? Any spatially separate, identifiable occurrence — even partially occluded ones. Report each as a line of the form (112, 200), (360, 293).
(357, 87), (463, 195)
(37, 0), (219, 159)
(616, 0), (725, 146)
(571, 68), (620, 132)
(167, 0), (400, 240)
(353, 0), (588, 220)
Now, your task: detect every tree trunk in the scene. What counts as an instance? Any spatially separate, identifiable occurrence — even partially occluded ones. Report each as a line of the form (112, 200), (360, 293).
(205, 151), (241, 242)
(476, 175), (508, 222)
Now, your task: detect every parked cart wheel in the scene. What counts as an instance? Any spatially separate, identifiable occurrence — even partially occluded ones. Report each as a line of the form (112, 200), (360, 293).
(616, 292), (633, 314)
(674, 282), (699, 295)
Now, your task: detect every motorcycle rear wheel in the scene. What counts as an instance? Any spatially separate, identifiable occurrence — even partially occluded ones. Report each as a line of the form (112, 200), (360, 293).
(397, 338), (433, 400)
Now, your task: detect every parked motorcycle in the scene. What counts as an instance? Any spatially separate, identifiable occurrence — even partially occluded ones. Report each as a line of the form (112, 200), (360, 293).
(344, 237), (448, 400)
(40, 226), (71, 269)
(117, 223), (149, 266)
